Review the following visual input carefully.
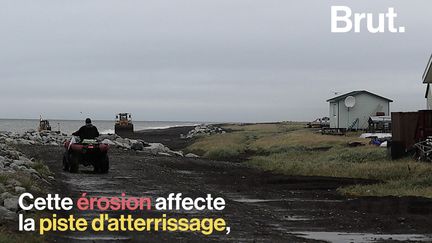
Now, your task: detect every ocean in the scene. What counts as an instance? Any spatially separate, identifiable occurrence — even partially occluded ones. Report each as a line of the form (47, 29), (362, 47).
(0, 119), (200, 135)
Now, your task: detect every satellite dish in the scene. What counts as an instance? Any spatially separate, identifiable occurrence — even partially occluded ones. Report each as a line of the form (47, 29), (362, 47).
(344, 96), (356, 108)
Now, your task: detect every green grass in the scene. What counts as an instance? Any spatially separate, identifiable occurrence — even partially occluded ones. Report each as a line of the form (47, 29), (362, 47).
(31, 161), (53, 178)
(339, 177), (432, 198)
(186, 123), (432, 198)
(187, 122), (307, 160)
(187, 132), (248, 160)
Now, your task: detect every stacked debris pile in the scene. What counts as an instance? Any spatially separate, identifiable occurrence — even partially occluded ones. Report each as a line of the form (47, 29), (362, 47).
(181, 124), (225, 139)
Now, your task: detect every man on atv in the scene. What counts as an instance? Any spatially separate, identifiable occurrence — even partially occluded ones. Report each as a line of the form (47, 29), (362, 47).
(72, 118), (100, 141)
(65, 118), (108, 173)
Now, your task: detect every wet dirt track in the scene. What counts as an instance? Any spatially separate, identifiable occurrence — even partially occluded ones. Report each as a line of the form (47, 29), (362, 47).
(16, 145), (432, 243)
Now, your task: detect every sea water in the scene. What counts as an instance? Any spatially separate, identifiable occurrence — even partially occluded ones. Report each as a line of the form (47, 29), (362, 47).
(0, 119), (200, 135)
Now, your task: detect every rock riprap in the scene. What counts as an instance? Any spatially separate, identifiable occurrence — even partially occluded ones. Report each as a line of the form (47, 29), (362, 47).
(0, 131), (187, 157)
(0, 141), (53, 221)
(98, 134), (183, 157)
(181, 124), (225, 139)
(0, 130), (68, 146)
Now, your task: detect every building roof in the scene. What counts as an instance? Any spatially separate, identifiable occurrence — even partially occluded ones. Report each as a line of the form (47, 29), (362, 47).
(423, 54), (432, 83)
(326, 90), (393, 102)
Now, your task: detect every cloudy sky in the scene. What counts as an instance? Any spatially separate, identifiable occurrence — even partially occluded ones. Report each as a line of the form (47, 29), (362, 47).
(0, 0), (430, 122)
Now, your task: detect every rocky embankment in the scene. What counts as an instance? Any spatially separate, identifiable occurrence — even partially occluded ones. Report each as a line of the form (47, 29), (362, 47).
(98, 134), (188, 157)
(1, 129), (69, 146)
(181, 124), (225, 139)
(0, 130), (189, 157)
(0, 133), (54, 221)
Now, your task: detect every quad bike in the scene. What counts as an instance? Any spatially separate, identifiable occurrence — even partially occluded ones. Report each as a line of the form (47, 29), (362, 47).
(63, 138), (110, 173)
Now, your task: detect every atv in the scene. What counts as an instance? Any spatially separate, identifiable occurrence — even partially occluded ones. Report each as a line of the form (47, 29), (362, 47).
(63, 138), (110, 173)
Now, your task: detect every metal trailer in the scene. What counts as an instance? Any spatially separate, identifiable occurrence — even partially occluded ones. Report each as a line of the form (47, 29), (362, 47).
(391, 110), (432, 160)
(390, 112), (419, 159)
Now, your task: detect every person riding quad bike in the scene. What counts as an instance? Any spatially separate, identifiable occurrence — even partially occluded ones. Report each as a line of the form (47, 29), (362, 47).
(63, 118), (109, 173)
(72, 118), (100, 140)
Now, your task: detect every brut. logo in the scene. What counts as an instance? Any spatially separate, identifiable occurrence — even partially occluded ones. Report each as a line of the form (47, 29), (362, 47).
(331, 6), (406, 33)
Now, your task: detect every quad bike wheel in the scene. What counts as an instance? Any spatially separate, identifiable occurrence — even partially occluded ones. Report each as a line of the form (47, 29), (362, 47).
(62, 152), (70, 172)
(93, 154), (109, 173)
(100, 154), (109, 173)
(69, 154), (80, 173)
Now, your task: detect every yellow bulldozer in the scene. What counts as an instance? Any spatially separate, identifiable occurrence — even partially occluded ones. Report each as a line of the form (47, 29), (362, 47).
(114, 113), (134, 137)
(38, 116), (52, 132)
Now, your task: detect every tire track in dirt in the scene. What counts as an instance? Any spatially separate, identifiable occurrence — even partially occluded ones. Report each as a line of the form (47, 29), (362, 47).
(18, 145), (321, 242)
(16, 145), (432, 242)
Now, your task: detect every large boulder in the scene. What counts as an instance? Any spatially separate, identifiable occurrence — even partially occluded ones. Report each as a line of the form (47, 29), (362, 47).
(0, 206), (15, 220)
(14, 186), (26, 194)
(101, 139), (115, 145)
(3, 197), (18, 212)
(144, 143), (172, 154)
(131, 141), (144, 151)
(185, 153), (200, 158)
(0, 192), (13, 202)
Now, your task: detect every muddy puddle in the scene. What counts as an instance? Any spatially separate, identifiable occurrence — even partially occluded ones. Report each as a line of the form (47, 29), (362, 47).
(59, 235), (132, 241)
(231, 197), (342, 203)
(292, 231), (432, 243)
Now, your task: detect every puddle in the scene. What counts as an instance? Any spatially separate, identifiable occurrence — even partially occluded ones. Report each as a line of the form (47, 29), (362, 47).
(113, 176), (135, 179)
(292, 231), (432, 243)
(61, 235), (132, 241)
(65, 178), (115, 186)
(176, 170), (194, 175)
(233, 198), (284, 203)
(232, 198), (342, 203)
(76, 190), (127, 195)
(283, 215), (311, 221)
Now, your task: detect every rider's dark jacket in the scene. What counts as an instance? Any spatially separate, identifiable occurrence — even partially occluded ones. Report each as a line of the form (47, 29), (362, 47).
(72, 124), (100, 140)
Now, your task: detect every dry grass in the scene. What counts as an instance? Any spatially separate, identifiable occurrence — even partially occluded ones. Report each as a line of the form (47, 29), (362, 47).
(186, 123), (432, 198)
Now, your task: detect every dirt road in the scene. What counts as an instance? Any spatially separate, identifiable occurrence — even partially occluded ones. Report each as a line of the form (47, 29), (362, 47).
(16, 144), (432, 243)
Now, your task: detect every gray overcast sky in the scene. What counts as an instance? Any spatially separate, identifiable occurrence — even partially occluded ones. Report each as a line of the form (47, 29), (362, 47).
(0, 0), (430, 122)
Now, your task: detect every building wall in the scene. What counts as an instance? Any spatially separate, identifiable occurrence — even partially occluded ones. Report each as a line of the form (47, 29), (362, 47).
(329, 93), (390, 129)
(427, 85), (432, 109)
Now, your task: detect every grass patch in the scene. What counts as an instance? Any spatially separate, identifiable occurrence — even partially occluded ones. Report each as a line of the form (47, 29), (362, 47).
(339, 177), (432, 198)
(186, 133), (247, 161)
(0, 172), (39, 193)
(31, 161), (53, 178)
(186, 123), (432, 198)
(186, 122), (304, 161)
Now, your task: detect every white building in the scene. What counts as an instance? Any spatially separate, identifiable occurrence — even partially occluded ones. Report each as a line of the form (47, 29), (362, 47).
(327, 90), (392, 129)
(423, 54), (432, 109)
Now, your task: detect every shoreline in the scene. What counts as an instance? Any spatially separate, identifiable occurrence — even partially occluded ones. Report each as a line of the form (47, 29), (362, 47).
(0, 120), (202, 135)
(133, 125), (197, 150)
